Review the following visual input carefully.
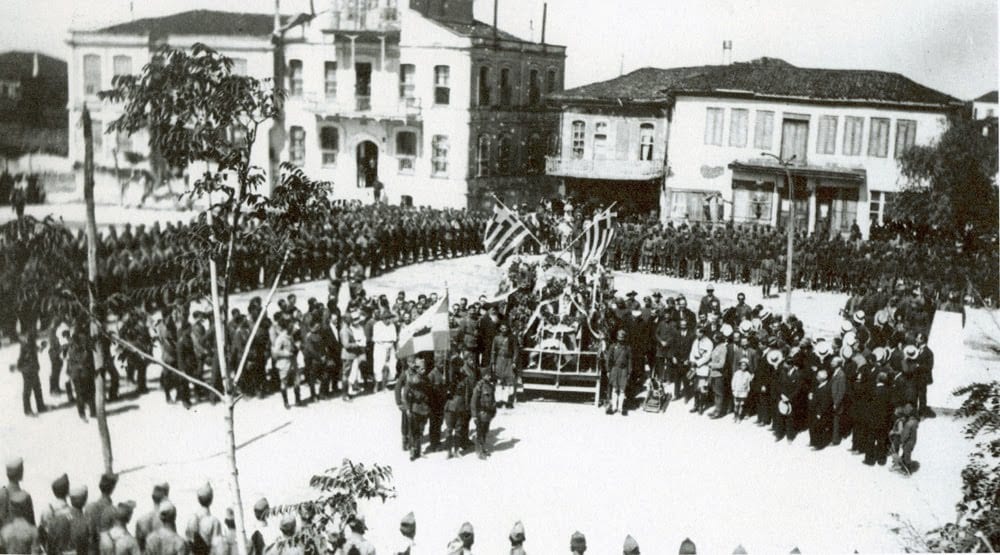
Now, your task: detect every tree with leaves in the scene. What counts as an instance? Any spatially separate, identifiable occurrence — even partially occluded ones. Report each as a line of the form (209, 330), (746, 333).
(270, 460), (396, 555)
(94, 43), (332, 554)
(893, 118), (999, 237)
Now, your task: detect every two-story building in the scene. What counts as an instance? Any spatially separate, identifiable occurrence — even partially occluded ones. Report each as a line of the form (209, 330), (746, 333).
(548, 57), (962, 237)
(65, 1), (565, 208)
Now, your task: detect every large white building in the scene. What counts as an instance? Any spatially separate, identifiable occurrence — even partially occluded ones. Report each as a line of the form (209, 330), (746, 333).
(548, 56), (963, 237)
(66, 1), (565, 208)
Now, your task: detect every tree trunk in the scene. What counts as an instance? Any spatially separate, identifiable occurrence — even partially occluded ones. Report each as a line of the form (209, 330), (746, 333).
(82, 104), (114, 474)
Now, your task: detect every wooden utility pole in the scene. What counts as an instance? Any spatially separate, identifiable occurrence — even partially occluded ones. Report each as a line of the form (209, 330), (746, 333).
(763, 151), (796, 318)
(83, 104), (114, 473)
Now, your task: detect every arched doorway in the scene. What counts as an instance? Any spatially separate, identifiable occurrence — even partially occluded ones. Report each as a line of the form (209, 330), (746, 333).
(356, 141), (378, 188)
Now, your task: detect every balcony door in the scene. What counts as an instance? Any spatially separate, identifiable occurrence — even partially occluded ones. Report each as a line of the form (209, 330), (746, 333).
(355, 62), (372, 111)
(357, 141), (378, 188)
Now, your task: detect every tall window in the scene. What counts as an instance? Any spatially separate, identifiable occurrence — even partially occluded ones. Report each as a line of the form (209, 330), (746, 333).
(325, 62), (338, 99)
(528, 69), (540, 105)
(396, 131), (417, 173)
(319, 126), (339, 167)
(499, 68), (511, 107)
(431, 135), (449, 176)
(398, 63), (414, 103)
(639, 123), (655, 160)
(843, 116), (864, 156)
(232, 58), (248, 75)
(704, 107), (724, 146)
(112, 55), (132, 78)
(476, 135), (491, 177)
(592, 122), (608, 160)
(868, 117), (890, 157)
(355, 63), (372, 110)
(754, 110), (774, 150)
(526, 133), (544, 174)
(895, 119), (917, 157)
(83, 54), (101, 95)
(289, 126), (305, 164)
(781, 119), (809, 162)
(434, 65), (450, 105)
(817, 115), (838, 154)
(477, 66), (491, 106)
(571, 120), (585, 159)
(288, 59), (303, 97)
(497, 135), (512, 174)
(545, 69), (557, 94)
(729, 109), (748, 147)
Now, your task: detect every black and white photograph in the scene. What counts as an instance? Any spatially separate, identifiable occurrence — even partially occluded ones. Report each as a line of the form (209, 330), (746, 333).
(0, 0), (997, 553)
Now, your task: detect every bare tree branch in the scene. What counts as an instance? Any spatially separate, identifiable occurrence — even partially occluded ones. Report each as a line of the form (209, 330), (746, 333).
(110, 333), (225, 399)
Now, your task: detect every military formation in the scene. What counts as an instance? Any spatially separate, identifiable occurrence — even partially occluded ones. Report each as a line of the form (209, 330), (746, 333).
(606, 215), (998, 307)
(0, 455), (772, 554)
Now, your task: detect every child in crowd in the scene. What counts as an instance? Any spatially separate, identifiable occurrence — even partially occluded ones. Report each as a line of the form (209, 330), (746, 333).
(731, 358), (753, 422)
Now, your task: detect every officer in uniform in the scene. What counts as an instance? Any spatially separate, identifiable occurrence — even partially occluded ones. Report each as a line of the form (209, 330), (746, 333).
(445, 357), (476, 458)
(185, 483), (222, 555)
(427, 357), (448, 452)
(395, 360), (411, 452)
(470, 371), (497, 459)
(145, 499), (188, 555)
(135, 483), (170, 551)
(605, 329), (631, 415)
(403, 358), (432, 461)
(84, 472), (118, 554)
(38, 473), (71, 554)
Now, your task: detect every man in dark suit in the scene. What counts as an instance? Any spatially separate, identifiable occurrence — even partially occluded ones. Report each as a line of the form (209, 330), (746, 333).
(774, 361), (804, 442)
(864, 373), (893, 466)
(808, 369), (833, 449)
(671, 318), (695, 401)
(912, 333), (935, 418)
(830, 357), (848, 445)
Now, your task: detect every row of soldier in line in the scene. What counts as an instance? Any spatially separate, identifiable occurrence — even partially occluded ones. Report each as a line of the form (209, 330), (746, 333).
(605, 217), (996, 306)
(0, 455), (800, 555)
(596, 285), (931, 470)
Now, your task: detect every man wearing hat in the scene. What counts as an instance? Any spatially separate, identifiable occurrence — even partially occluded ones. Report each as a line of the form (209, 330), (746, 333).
(808, 368), (833, 449)
(394, 512), (416, 555)
(265, 513), (302, 555)
(185, 483), (222, 555)
(698, 285), (718, 318)
(340, 310), (367, 400)
(136, 482), (170, 551)
(0, 457), (34, 526)
(606, 329), (632, 415)
(0, 490), (38, 554)
(38, 473), (72, 554)
(342, 515), (375, 555)
(774, 361), (804, 442)
(445, 357), (476, 458)
(371, 309), (399, 390)
(508, 521), (526, 555)
(570, 531), (587, 554)
(912, 332), (935, 418)
(470, 371), (498, 459)
(99, 501), (139, 555)
(623, 534), (640, 555)
(830, 356), (849, 446)
(84, 472), (118, 552)
(404, 357), (434, 461)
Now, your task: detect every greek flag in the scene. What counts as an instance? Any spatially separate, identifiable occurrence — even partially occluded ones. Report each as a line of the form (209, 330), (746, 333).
(483, 204), (531, 267)
(579, 211), (616, 269)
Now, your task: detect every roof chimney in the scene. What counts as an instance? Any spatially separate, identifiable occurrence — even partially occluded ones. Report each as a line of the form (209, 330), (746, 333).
(722, 40), (733, 65)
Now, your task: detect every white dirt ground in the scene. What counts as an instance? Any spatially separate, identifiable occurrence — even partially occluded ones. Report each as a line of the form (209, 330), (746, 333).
(0, 252), (983, 554)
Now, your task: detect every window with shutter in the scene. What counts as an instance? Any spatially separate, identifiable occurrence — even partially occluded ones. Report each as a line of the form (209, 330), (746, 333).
(326, 62), (338, 99)
(843, 116), (863, 156)
(817, 115), (838, 154)
(705, 108), (724, 146)
(754, 110), (774, 150)
(432, 135), (449, 176)
(476, 135), (491, 177)
(639, 123), (654, 160)
(290, 126), (305, 164)
(396, 131), (417, 173)
(288, 60), (303, 97)
(434, 66), (450, 105)
(593, 122), (608, 160)
(320, 126), (339, 167)
(729, 109), (748, 147)
(894, 119), (917, 157)
(868, 117), (890, 157)
(83, 54), (101, 96)
(571, 121), (585, 159)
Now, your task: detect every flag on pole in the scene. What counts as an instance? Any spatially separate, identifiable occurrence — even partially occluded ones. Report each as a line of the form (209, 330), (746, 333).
(579, 210), (616, 269)
(397, 293), (451, 358)
(483, 203), (531, 267)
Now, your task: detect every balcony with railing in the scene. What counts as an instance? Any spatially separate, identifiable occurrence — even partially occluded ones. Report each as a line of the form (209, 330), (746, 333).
(296, 91), (422, 122)
(322, 6), (400, 32)
(545, 156), (665, 180)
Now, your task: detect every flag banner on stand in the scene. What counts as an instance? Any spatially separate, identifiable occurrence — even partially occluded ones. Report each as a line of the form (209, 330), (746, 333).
(579, 211), (617, 269)
(397, 293), (451, 358)
(483, 204), (531, 267)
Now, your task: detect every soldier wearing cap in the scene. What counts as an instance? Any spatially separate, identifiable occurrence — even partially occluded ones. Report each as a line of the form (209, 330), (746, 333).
(570, 531), (586, 554)
(457, 522), (474, 554)
(38, 473), (72, 554)
(342, 515), (375, 555)
(145, 500), (188, 555)
(606, 329), (632, 416)
(404, 357), (433, 461)
(0, 457), (33, 526)
(678, 537), (697, 554)
(623, 534), (640, 555)
(136, 482), (170, 551)
(186, 483), (222, 555)
(99, 501), (139, 555)
(470, 370), (497, 459)
(84, 472), (118, 552)
(509, 521), (526, 555)
(68, 485), (90, 554)
(445, 356), (476, 458)
(211, 508), (239, 555)
(249, 498), (275, 555)
(394, 512), (416, 555)
(0, 490), (39, 554)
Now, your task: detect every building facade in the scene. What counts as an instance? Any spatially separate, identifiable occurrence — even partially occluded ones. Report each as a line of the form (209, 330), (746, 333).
(65, 1), (565, 208)
(549, 57), (961, 237)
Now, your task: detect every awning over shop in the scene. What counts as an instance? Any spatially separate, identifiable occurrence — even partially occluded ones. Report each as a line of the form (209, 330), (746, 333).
(728, 160), (866, 185)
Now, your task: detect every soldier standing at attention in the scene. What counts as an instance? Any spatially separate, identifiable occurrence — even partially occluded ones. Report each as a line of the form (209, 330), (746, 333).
(0, 457), (33, 526)
(136, 483), (170, 551)
(84, 472), (118, 554)
(0, 491), (39, 554)
(427, 357), (448, 452)
(145, 501), (189, 555)
(470, 371), (497, 459)
(508, 521), (526, 555)
(68, 486), (90, 555)
(445, 357), (476, 458)
(395, 360), (411, 452)
(605, 330), (631, 416)
(185, 483), (222, 555)
(38, 473), (71, 554)
(403, 358), (432, 461)
(99, 502), (140, 555)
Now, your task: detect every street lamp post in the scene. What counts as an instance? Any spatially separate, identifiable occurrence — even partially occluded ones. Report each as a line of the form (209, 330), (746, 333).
(762, 152), (796, 319)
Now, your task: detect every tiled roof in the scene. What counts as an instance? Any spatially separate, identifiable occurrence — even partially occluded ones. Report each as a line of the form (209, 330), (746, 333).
(97, 10), (286, 37)
(433, 19), (532, 44)
(975, 90), (998, 103)
(554, 57), (958, 107)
